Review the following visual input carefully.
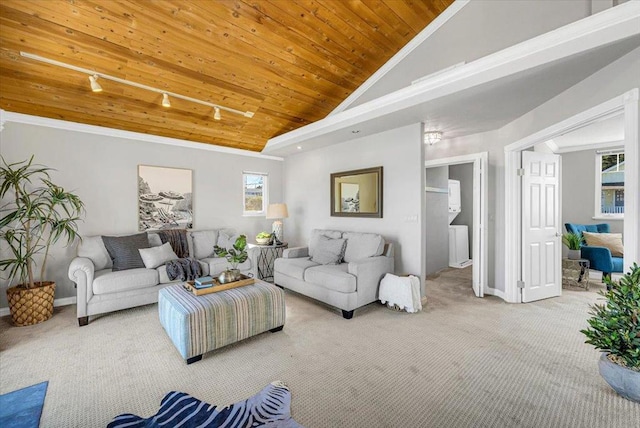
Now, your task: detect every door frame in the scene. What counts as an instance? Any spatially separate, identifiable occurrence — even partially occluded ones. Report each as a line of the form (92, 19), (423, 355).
(424, 151), (488, 297)
(504, 89), (639, 303)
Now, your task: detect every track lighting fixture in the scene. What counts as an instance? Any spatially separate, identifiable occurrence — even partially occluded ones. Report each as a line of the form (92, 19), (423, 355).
(20, 52), (255, 120)
(162, 93), (171, 108)
(88, 75), (102, 93)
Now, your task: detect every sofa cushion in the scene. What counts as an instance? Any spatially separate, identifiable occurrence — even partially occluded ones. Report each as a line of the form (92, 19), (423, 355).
(274, 258), (320, 280)
(78, 236), (113, 270)
(304, 264), (356, 293)
(583, 232), (623, 257)
(191, 230), (219, 259)
(309, 235), (346, 265)
(343, 232), (384, 263)
(139, 242), (178, 269)
(217, 229), (240, 251)
(201, 257), (252, 277)
(309, 229), (342, 257)
(102, 233), (150, 271)
(147, 232), (163, 248)
(93, 268), (158, 295)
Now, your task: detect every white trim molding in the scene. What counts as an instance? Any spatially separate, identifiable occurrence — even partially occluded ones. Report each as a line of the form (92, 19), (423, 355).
(329, 0), (470, 116)
(0, 110), (284, 161)
(504, 89), (639, 303)
(0, 296), (77, 317)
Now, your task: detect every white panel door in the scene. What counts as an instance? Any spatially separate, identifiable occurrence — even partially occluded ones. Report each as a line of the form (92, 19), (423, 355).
(522, 151), (561, 303)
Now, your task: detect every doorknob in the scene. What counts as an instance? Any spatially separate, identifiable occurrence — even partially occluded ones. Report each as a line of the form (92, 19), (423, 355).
(555, 232), (562, 237)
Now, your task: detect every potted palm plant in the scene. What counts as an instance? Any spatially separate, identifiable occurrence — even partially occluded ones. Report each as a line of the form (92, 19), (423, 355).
(0, 156), (84, 326)
(562, 232), (582, 260)
(581, 263), (639, 402)
(214, 235), (248, 283)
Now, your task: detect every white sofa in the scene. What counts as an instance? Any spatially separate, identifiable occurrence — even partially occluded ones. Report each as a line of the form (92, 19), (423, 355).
(68, 229), (257, 326)
(274, 229), (394, 319)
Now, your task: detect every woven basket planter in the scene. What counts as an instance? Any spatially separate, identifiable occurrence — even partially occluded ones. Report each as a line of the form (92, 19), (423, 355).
(6, 281), (56, 326)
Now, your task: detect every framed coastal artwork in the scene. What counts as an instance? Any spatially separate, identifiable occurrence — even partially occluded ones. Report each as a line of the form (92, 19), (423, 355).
(138, 165), (193, 231)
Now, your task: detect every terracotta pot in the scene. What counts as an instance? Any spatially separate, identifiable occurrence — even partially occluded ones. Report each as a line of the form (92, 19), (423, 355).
(6, 281), (56, 326)
(598, 353), (640, 402)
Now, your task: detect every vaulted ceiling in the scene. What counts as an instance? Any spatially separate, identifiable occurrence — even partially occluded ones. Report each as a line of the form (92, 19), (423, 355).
(0, 0), (453, 152)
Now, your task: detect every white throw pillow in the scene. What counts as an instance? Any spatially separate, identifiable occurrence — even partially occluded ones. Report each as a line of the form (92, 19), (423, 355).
(138, 242), (178, 269)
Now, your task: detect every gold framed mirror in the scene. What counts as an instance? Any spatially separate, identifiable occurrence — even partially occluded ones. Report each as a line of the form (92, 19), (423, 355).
(330, 166), (383, 218)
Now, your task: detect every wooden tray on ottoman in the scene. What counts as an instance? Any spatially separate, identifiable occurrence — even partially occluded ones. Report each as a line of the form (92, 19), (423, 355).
(183, 274), (255, 296)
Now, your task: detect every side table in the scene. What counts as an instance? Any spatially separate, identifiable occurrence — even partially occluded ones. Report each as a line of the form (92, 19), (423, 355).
(562, 258), (590, 290)
(248, 242), (288, 283)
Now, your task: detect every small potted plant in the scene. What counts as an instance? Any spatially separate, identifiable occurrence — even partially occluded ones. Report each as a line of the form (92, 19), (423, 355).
(581, 263), (640, 402)
(562, 232), (582, 260)
(0, 156), (84, 326)
(256, 231), (272, 245)
(214, 235), (248, 283)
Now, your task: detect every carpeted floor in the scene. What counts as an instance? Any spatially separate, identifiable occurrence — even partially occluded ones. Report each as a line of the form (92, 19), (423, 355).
(1, 267), (638, 427)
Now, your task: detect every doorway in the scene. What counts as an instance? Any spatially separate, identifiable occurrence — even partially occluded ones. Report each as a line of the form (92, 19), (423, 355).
(504, 89), (639, 303)
(425, 152), (488, 298)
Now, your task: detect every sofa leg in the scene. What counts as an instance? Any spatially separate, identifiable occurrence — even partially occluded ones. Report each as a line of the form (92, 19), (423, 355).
(270, 325), (284, 333)
(186, 355), (202, 365)
(78, 316), (88, 327)
(342, 310), (354, 320)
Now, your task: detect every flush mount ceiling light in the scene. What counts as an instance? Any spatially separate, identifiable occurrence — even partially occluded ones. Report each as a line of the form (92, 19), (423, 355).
(424, 131), (443, 145)
(88, 75), (102, 93)
(20, 51), (254, 120)
(161, 93), (171, 108)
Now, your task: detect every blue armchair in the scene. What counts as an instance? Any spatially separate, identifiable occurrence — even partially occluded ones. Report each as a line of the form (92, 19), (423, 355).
(564, 223), (623, 277)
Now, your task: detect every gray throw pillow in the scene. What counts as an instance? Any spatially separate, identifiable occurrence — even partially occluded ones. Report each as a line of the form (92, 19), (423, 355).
(102, 233), (150, 271)
(309, 235), (346, 265)
(139, 242), (178, 269)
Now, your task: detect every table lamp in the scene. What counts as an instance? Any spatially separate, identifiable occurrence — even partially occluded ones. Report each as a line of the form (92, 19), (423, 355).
(266, 203), (288, 244)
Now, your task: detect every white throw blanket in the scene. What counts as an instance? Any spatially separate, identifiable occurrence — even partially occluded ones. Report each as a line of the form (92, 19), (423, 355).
(379, 273), (422, 313)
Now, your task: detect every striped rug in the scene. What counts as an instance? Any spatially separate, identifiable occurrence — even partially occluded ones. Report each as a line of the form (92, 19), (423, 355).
(107, 381), (303, 428)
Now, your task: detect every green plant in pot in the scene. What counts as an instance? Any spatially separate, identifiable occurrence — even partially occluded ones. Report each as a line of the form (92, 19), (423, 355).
(562, 232), (582, 260)
(0, 156), (84, 326)
(581, 263), (640, 402)
(214, 235), (248, 283)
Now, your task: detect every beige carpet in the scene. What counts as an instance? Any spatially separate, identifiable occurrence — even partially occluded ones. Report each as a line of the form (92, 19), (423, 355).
(1, 268), (638, 427)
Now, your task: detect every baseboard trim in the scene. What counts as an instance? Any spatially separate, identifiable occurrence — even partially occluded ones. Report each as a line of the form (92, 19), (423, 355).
(0, 296), (76, 317)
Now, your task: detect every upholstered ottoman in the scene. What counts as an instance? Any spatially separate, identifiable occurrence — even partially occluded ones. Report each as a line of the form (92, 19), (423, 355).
(158, 280), (286, 364)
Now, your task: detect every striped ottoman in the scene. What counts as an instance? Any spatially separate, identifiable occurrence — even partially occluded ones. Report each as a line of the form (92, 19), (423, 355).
(158, 281), (286, 364)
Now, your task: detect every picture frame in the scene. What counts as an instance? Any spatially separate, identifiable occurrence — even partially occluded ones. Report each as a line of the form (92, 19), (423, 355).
(330, 166), (383, 218)
(138, 165), (193, 231)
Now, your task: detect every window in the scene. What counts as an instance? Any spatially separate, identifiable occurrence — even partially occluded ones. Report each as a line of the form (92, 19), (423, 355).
(243, 172), (267, 215)
(595, 150), (624, 218)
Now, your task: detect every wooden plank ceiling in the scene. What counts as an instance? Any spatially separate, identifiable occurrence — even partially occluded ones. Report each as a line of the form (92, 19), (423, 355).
(0, 0), (453, 152)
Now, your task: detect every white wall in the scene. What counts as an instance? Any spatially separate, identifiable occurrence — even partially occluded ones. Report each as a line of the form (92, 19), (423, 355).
(283, 124), (424, 279)
(350, 0), (592, 107)
(0, 123), (283, 306)
(425, 166), (449, 276)
(561, 149), (624, 247)
(425, 46), (640, 293)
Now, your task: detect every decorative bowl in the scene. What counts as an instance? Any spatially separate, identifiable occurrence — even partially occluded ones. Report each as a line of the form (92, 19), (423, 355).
(256, 237), (271, 245)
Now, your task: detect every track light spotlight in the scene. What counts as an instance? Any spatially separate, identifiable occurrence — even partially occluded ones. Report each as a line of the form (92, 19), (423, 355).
(162, 93), (171, 108)
(213, 107), (221, 121)
(89, 75), (102, 93)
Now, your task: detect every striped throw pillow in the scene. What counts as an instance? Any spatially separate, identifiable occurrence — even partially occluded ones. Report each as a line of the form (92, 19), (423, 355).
(102, 233), (150, 271)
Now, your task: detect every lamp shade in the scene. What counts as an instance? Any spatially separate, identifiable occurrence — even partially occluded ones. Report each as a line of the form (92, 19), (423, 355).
(266, 203), (288, 219)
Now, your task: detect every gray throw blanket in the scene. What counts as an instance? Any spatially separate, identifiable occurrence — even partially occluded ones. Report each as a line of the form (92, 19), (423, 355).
(166, 258), (202, 281)
(158, 229), (189, 259)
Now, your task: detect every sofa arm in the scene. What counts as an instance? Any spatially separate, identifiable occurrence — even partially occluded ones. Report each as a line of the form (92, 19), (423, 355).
(581, 246), (614, 273)
(68, 257), (95, 317)
(283, 246), (309, 259)
(348, 256), (395, 306)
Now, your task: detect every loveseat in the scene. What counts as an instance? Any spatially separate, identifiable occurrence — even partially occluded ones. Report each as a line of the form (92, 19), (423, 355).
(274, 229), (394, 319)
(68, 229), (257, 326)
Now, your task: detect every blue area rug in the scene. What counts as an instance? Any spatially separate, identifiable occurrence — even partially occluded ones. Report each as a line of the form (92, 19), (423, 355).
(0, 381), (48, 428)
(108, 381), (303, 427)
